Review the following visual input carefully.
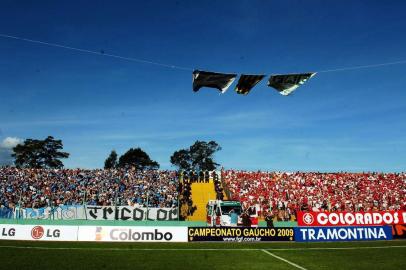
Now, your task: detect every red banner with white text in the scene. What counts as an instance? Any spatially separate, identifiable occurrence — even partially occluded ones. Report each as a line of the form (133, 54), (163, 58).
(297, 211), (406, 227)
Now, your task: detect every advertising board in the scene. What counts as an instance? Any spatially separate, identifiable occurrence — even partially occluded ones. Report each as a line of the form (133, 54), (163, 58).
(0, 224), (78, 241)
(392, 224), (406, 239)
(78, 226), (188, 242)
(188, 227), (294, 242)
(295, 226), (392, 242)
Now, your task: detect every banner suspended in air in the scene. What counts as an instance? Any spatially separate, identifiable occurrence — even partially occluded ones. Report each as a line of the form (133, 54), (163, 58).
(267, 73), (316, 96)
(193, 70), (237, 93)
(235, 74), (265, 95)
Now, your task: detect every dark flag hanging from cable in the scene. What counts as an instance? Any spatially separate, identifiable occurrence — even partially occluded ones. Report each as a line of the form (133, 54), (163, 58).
(193, 70), (237, 93)
(267, 73), (316, 96)
(235, 74), (265, 95)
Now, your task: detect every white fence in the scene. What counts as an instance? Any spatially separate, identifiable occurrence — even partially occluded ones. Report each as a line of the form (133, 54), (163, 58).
(0, 224), (187, 242)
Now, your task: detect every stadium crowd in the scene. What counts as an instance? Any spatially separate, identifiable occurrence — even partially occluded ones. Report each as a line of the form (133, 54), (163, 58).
(222, 170), (406, 220)
(2, 167), (406, 221)
(0, 167), (179, 210)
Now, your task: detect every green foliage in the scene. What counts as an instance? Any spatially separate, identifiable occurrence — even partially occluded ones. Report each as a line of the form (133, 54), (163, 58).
(117, 147), (159, 170)
(170, 149), (192, 171)
(170, 140), (221, 171)
(12, 136), (69, 169)
(104, 150), (118, 169)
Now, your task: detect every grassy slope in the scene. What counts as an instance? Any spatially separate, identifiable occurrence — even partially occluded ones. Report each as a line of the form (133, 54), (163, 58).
(0, 240), (405, 270)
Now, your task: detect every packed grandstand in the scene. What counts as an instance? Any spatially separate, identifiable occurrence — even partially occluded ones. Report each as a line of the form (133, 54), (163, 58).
(223, 170), (406, 220)
(1, 167), (405, 221)
(0, 167), (179, 212)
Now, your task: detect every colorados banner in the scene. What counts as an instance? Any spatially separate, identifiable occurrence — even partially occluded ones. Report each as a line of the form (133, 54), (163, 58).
(295, 226), (392, 242)
(297, 211), (406, 226)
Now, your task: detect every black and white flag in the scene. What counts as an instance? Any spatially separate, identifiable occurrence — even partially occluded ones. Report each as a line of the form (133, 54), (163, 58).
(193, 70), (237, 93)
(267, 73), (316, 96)
(235, 74), (265, 95)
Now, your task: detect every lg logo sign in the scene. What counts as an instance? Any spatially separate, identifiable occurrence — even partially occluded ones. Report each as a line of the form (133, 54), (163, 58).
(1, 227), (16, 237)
(302, 213), (314, 225)
(31, 226), (61, 240)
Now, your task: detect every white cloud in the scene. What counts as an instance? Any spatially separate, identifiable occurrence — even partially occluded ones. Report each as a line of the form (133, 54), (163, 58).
(0, 137), (23, 166)
(0, 137), (23, 149)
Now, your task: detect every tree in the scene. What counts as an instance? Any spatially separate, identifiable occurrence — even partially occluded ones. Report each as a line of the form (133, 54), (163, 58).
(170, 140), (221, 171)
(104, 150), (118, 169)
(170, 149), (192, 171)
(118, 147), (159, 170)
(12, 136), (69, 169)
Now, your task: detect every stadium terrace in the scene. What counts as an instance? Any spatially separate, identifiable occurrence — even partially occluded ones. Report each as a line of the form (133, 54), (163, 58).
(0, 168), (405, 221)
(222, 170), (406, 220)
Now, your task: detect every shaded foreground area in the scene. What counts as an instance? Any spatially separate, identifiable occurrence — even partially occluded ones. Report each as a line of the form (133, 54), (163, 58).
(0, 240), (405, 270)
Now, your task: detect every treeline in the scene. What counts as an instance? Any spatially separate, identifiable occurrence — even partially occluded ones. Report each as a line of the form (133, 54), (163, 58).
(7, 136), (221, 171)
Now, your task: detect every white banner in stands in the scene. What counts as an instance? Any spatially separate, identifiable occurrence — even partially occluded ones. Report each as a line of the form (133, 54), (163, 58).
(13, 206), (178, 221)
(85, 206), (179, 221)
(77, 226), (188, 242)
(15, 205), (86, 220)
(0, 224), (78, 241)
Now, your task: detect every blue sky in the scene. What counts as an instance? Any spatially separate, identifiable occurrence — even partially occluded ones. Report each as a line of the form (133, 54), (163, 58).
(0, 0), (405, 171)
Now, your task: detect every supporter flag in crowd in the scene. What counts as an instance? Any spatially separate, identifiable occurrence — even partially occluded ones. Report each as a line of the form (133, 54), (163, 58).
(192, 70), (237, 93)
(267, 73), (316, 96)
(235, 74), (265, 95)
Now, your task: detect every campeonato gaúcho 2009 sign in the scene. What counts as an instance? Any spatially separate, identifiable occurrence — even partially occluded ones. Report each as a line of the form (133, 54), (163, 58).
(188, 227), (294, 242)
(297, 211), (406, 226)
